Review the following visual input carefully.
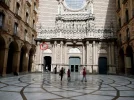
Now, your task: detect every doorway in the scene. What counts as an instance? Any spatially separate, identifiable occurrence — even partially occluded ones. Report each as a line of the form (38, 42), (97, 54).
(98, 57), (107, 74)
(69, 57), (80, 73)
(44, 56), (51, 72)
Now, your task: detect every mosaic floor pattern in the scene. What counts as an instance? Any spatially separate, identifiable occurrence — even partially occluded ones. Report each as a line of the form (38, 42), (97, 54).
(0, 73), (134, 100)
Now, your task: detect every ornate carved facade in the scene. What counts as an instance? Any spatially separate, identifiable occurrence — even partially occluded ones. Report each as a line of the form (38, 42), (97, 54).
(35, 0), (117, 74)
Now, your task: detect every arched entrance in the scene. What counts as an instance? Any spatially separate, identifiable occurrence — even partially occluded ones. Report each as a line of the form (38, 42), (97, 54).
(19, 45), (27, 72)
(0, 36), (6, 75)
(126, 45), (133, 74)
(44, 56), (51, 72)
(7, 41), (18, 74)
(119, 49), (125, 74)
(98, 57), (107, 74)
(28, 48), (35, 72)
(69, 57), (80, 73)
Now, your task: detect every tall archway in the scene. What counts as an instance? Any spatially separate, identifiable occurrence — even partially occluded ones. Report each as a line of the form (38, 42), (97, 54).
(44, 56), (51, 72)
(0, 36), (6, 75)
(19, 45), (27, 72)
(119, 49), (125, 74)
(126, 45), (133, 74)
(7, 41), (18, 74)
(28, 48), (35, 72)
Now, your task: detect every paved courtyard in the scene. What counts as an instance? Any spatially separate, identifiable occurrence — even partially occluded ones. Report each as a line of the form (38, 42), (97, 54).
(0, 73), (134, 100)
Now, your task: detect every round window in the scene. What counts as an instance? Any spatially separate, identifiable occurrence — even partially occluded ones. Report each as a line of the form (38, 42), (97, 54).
(64, 0), (86, 10)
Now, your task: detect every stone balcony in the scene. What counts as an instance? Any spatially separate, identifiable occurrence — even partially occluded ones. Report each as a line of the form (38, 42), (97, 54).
(37, 28), (116, 40)
(56, 13), (95, 21)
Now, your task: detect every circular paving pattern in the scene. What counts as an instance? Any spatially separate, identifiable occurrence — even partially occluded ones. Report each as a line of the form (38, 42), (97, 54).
(0, 73), (134, 100)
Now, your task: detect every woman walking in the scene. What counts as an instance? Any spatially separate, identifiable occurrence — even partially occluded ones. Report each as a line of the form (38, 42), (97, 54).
(81, 67), (87, 82)
(67, 69), (71, 82)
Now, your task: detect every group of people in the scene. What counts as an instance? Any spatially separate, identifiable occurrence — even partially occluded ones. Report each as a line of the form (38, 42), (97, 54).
(59, 67), (87, 82)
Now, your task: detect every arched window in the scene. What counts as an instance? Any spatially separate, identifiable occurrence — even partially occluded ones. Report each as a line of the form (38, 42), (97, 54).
(16, 3), (20, 15)
(119, 34), (122, 45)
(14, 22), (18, 35)
(119, 18), (121, 28)
(0, 12), (5, 28)
(24, 30), (27, 41)
(125, 9), (129, 23)
(33, 20), (35, 29)
(118, 0), (120, 9)
(126, 28), (130, 41)
(26, 12), (29, 23)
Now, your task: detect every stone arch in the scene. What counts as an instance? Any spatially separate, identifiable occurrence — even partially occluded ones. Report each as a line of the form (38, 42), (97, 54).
(119, 48), (125, 74)
(98, 49), (107, 54)
(6, 41), (19, 74)
(0, 36), (6, 75)
(43, 49), (52, 53)
(69, 48), (81, 53)
(126, 45), (134, 74)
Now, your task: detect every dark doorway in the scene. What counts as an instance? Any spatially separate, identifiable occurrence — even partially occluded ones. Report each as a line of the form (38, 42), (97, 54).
(7, 42), (16, 74)
(28, 48), (34, 72)
(0, 36), (5, 75)
(19, 46), (25, 72)
(44, 56), (51, 72)
(126, 46), (133, 74)
(98, 57), (107, 74)
(119, 49), (125, 74)
(69, 57), (80, 73)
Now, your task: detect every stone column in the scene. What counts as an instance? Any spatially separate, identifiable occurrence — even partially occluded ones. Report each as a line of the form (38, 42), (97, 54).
(93, 41), (96, 73)
(0, 48), (9, 76)
(52, 43), (55, 69)
(86, 41), (89, 65)
(60, 41), (63, 66)
(64, 43), (67, 64)
(12, 50), (21, 73)
(54, 41), (57, 65)
(108, 43), (111, 73)
(82, 44), (85, 66)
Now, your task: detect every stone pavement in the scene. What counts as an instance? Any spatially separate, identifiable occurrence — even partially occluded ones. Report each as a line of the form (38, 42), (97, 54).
(0, 73), (134, 100)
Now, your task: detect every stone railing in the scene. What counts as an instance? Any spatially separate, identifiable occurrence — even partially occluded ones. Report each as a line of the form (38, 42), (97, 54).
(56, 13), (95, 21)
(37, 28), (116, 39)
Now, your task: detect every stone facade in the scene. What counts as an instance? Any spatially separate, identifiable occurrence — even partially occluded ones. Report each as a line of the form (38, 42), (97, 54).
(0, 0), (38, 76)
(116, 0), (134, 75)
(35, 0), (117, 74)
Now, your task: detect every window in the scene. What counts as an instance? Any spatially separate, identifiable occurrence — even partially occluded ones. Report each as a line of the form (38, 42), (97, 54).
(16, 3), (20, 15)
(118, 0), (120, 9)
(32, 34), (34, 44)
(119, 34), (122, 45)
(125, 9), (129, 23)
(126, 28), (130, 41)
(24, 30), (27, 41)
(65, 0), (86, 10)
(26, 12), (29, 23)
(0, 13), (5, 28)
(33, 20), (35, 29)
(119, 18), (121, 28)
(14, 22), (18, 35)
(34, 2), (36, 10)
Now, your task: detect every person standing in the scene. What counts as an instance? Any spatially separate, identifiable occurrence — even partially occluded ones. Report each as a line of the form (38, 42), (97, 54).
(59, 67), (64, 81)
(54, 66), (57, 74)
(67, 69), (71, 82)
(81, 67), (87, 82)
